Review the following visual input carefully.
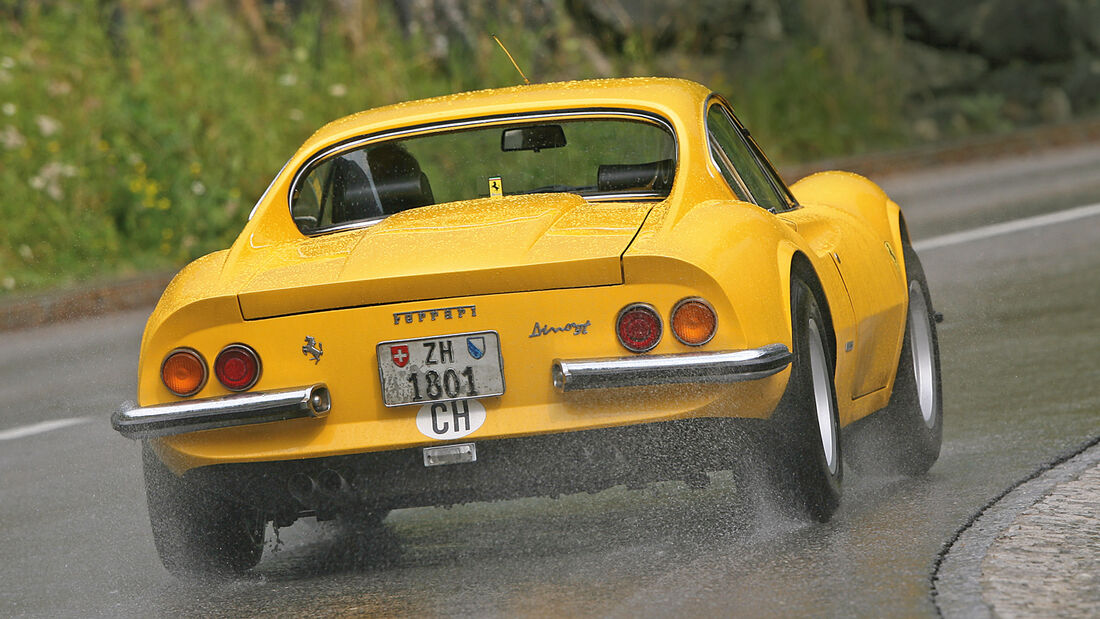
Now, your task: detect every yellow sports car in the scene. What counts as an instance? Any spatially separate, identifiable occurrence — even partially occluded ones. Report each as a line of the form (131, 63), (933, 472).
(113, 77), (942, 576)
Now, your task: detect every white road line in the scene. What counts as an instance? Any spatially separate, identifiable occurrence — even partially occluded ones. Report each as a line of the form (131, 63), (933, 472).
(0, 417), (93, 441)
(913, 202), (1100, 251)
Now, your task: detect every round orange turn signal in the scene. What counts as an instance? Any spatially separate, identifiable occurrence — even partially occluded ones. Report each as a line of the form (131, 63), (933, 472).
(161, 348), (207, 397)
(671, 298), (717, 346)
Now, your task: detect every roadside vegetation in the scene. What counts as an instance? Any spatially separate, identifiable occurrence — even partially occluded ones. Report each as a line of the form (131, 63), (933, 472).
(0, 1), (1013, 294)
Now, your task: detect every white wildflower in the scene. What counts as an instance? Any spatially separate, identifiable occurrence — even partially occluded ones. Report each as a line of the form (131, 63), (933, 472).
(127, 152), (142, 166)
(191, 180), (206, 196)
(1, 125), (25, 149)
(278, 73), (298, 87)
(0, 56), (13, 69)
(2, 276), (14, 290)
(328, 83), (347, 97)
(18, 244), (33, 261)
(29, 162), (77, 200)
(35, 115), (62, 137)
(1, 103), (15, 116)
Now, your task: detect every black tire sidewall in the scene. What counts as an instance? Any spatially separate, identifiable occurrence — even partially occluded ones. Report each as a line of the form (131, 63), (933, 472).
(764, 278), (843, 522)
(143, 443), (265, 577)
(889, 244), (944, 469)
(843, 244), (943, 476)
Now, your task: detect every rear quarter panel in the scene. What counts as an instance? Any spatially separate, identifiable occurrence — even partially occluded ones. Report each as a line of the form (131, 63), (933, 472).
(788, 171), (909, 421)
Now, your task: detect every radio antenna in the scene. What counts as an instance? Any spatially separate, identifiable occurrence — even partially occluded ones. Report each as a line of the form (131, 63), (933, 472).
(491, 34), (530, 85)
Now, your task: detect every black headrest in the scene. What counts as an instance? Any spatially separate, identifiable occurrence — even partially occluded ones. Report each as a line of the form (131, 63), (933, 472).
(329, 145), (435, 224)
(367, 144), (434, 212)
(597, 159), (674, 193)
(329, 157), (379, 224)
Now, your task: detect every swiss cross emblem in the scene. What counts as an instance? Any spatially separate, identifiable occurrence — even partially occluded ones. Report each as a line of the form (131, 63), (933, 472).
(390, 345), (410, 367)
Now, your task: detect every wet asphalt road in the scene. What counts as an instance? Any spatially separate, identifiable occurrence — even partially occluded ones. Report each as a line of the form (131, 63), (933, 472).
(2, 145), (1099, 617)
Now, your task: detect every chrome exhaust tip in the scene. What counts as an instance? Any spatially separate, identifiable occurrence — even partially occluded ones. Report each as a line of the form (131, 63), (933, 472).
(318, 468), (352, 495)
(288, 473), (318, 504)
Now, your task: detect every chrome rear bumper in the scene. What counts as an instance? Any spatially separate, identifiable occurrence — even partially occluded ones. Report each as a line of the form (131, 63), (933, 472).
(552, 344), (791, 392)
(112, 384), (331, 439)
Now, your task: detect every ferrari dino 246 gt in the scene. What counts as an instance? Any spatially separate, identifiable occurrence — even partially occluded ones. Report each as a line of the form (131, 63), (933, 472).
(113, 78), (942, 576)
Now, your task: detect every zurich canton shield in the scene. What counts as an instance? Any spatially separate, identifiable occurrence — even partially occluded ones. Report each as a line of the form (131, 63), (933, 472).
(467, 336), (485, 360)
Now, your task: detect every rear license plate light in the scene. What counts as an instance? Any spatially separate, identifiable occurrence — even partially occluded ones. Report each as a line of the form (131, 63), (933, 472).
(423, 443), (477, 467)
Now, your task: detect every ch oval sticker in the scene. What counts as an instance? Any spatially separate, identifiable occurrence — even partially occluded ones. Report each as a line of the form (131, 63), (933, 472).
(416, 399), (486, 440)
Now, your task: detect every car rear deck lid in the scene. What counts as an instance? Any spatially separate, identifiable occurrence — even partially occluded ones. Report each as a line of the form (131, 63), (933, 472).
(237, 195), (652, 319)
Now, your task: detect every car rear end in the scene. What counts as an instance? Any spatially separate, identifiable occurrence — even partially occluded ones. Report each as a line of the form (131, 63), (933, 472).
(114, 79), (794, 519)
(121, 261), (789, 516)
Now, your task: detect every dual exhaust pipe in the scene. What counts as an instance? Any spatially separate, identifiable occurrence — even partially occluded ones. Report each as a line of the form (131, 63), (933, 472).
(288, 468), (357, 508)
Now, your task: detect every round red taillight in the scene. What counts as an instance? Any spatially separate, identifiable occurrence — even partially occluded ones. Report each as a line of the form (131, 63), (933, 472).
(214, 344), (261, 391)
(671, 297), (717, 346)
(161, 348), (207, 397)
(616, 303), (662, 352)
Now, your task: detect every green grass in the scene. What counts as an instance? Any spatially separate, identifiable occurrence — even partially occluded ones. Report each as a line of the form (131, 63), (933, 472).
(0, 1), (913, 295)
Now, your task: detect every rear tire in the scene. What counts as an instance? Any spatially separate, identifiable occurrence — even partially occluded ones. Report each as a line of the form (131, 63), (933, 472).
(761, 278), (843, 522)
(844, 243), (943, 476)
(143, 444), (265, 578)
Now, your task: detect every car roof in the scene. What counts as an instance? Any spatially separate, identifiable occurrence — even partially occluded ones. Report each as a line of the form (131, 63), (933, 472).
(299, 77), (713, 154)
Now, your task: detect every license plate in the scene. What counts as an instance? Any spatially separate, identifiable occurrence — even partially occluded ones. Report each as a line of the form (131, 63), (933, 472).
(377, 331), (504, 407)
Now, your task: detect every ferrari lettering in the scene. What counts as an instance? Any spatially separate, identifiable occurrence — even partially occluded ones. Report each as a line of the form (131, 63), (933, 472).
(393, 305), (477, 325)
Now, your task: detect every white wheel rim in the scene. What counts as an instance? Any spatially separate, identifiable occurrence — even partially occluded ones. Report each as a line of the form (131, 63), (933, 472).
(807, 319), (838, 475)
(908, 281), (938, 428)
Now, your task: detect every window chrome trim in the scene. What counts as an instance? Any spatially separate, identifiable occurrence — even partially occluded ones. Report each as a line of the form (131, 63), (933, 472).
(288, 108), (678, 236)
(707, 130), (755, 202)
(585, 191), (666, 202)
(703, 96), (756, 204)
(248, 158), (292, 222)
(708, 94), (798, 212)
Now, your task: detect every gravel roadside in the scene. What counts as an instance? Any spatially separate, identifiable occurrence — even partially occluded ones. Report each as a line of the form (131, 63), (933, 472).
(982, 450), (1100, 618)
(934, 438), (1100, 618)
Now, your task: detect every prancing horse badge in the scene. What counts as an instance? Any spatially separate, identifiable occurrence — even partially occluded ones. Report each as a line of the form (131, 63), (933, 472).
(302, 336), (323, 364)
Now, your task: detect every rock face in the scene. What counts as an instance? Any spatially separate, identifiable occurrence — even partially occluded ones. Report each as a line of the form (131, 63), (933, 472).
(390, 0), (1100, 127)
(875, 0), (1076, 63)
(868, 0), (1099, 122)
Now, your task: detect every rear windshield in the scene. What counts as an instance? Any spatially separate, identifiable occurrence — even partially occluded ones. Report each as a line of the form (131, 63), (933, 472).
(290, 115), (676, 234)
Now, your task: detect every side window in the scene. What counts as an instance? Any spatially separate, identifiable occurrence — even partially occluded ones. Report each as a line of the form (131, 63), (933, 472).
(706, 104), (786, 211)
(706, 110), (751, 202)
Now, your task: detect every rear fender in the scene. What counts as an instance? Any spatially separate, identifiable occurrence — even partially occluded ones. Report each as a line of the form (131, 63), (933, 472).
(790, 171), (902, 251)
(624, 200), (797, 350)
